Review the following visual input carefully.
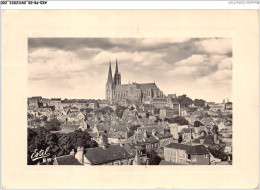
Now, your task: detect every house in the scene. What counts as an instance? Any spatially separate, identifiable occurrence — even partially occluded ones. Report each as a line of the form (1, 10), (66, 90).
(166, 96), (180, 115)
(83, 144), (136, 165)
(28, 96), (42, 109)
(60, 124), (80, 133)
(159, 160), (182, 165)
(143, 104), (155, 114)
(107, 131), (132, 144)
(217, 121), (231, 131)
(125, 130), (160, 153)
(180, 128), (195, 142)
(169, 124), (179, 139)
(67, 111), (85, 122)
(50, 98), (62, 110)
(87, 100), (98, 110)
(154, 132), (174, 155)
(159, 108), (174, 119)
(225, 102), (232, 110)
(201, 117), (215, 127)
(124, 143), (148, 165)
(92, 124), (111, 133)
(153, 98), (167, 109)
(68, 119), (89, 131)
(89, 132), (106, 142)
(98, 100), (109, 108)
(53, 154), (82, 165)
(210, 104), (225, 112)
(192, 134), (224, 147)
(205, 102), (215, 108)
(164, 143), (210, 165)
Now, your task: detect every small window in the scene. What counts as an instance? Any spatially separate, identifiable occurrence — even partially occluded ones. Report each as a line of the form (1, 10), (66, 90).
(188, 154), (191, 159)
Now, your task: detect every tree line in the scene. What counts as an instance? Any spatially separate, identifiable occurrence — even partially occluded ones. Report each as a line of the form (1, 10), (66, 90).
(177, 94), (207, 108)
(27, 127), (98, 165)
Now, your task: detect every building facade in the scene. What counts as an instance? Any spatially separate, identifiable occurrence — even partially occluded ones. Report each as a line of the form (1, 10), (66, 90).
(164, 143), (210, 165)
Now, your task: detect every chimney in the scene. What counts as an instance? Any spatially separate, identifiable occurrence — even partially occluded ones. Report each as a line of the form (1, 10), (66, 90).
(70, 149), (75, 156)
(134, 132), (137, 143)
(143, 130), (147, 138)
(214, 133), (219, 144)
(125, 131), (129, 140)
(75, 146), (84, 164)
(102, 144), (108, 149)
(134, 149), (140, 165)
(190, 128), (193, 140)
(146, 158), (150, 165)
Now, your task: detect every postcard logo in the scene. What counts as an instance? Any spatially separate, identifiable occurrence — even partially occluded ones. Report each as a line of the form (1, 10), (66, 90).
(31, 147), (51, 161)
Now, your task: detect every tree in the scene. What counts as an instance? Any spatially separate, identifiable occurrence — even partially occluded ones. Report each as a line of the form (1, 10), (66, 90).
(98, 106), (114, 115)
(27, 127), (52, 165)
(194, 99), (206, 107)
(145, 112), (152, 118)
(194, 120), (204, 127)
(207, 145), (229, 161)
(80, 108), (93, 114)
(34, 118), (41, 123)
(205, 104), (210, 110)
(115, 105), (126, 118)
(27, 127), (99, 165)
(58, 129), (98, 156)
(165, 116), (189, 125)
(189, 107), (197, 112)
(130, 125), (140, 131)
(177, 94), (193, 108)
(42, 116), (48, 122)
(147, 150), (162, 165)
(28, 113), (34, 119)
(44, 118), (61, 131)
(155, 116), (162, 123)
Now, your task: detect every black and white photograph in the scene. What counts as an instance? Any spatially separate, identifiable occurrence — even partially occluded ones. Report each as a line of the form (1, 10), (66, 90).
(27, 38), (233, 165)
(2, 6), (259, 190)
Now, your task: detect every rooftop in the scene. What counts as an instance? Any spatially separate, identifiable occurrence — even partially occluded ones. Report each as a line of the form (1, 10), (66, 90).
(84, 144), (132, 165)
(55, 155), (82, 165)
(165, 143), (209, 154)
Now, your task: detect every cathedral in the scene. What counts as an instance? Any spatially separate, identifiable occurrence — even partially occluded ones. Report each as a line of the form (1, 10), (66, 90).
(106, 60), (164, 103)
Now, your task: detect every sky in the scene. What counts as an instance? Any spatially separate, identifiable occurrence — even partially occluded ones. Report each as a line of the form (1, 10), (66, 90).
(28, 38), (232, 103)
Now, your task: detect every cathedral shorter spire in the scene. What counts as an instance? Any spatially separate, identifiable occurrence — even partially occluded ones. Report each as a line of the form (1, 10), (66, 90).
(107, 61), (113, 84)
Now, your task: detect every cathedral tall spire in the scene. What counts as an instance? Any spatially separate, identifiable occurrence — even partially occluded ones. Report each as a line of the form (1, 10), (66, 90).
(113, 59), (121, 86)
(115, 58), (118, 74)
(107, 61), (113, 84)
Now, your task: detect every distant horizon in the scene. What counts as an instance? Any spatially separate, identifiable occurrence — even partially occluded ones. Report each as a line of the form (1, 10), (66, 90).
(28, 38), (232, 103)
(27, 92), (231, 104)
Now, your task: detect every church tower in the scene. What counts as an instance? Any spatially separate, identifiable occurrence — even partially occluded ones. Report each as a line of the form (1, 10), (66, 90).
(106, 61), (114, 101)
(113, 59), (121, 86)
